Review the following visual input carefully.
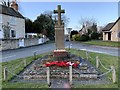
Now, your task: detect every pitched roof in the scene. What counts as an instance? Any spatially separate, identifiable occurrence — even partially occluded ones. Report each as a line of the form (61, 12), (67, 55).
(102, 17), (120, 31)
(102, 23), (114, 31)
(0, 4), (24, 19)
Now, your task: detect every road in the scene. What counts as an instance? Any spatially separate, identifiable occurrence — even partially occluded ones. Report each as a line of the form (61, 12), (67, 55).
(1, 42), (119, 62)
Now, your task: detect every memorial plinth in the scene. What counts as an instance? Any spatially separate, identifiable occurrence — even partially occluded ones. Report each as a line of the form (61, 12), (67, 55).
(55, 24), (65, 50)
(53, 49), (68, 58)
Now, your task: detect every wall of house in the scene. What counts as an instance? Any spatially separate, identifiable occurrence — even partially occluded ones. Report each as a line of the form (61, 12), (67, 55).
(103, 32), (105, 40)
(103, 32), (108, 41)
(0, 14), (25, 39)
(15, 17), (25, 38)
(111, 19), (120, 42)
(0, 38), (48, 51)
(0, 14), (4, 38)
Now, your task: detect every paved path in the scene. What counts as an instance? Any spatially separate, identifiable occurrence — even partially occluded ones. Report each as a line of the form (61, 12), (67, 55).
(1, 41), (119, 62)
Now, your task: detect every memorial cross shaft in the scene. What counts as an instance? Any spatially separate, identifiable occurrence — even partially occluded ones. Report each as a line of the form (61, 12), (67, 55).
(54, 5), (65, 26)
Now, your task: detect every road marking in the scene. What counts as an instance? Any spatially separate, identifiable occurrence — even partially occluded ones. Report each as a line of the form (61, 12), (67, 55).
(80, 49), (107, 54)
(2, 55), (16, 59)
(33, 47), (52, 53)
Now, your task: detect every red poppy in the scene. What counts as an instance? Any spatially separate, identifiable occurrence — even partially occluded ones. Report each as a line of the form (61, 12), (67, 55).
(45, 61), (79, 68)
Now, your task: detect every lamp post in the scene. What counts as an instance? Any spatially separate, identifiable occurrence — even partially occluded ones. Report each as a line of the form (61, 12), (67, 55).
(66, 28), (72, 50)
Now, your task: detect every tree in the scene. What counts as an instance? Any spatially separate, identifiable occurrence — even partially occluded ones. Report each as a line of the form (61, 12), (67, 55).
(53, 14), (70, 27)
(79, 17), (97, 27)
(79, 17), (97, 35)
(25, 18), (33, 33)
(2, 22), (11, 39)
(61, 15), (70, 27)
(80, 34), (90, 41)
(91, 23), (97, 33)
(79, 17), (102, 40)
(72, 34), (80, 41)
(90, 23), (99, 40)
(70, 30), (78, 39)
(33, 14), (55, 40)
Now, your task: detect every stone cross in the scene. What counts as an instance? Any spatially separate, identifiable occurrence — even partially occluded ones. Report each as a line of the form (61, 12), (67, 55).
(54, 5), (65, 50)
(54, 5), (65, 26)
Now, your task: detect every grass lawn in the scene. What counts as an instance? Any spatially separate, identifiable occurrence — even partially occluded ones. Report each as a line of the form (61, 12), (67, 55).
(81, 40), (120, 47)
(1, 52), (50, 89)
(67, 49), (119, 88)
(1, 49), (119, 89)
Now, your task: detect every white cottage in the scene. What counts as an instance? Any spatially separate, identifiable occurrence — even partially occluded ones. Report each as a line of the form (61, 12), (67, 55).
(0, 1), (25, 39)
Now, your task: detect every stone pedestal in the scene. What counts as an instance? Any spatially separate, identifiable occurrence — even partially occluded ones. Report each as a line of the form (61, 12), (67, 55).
(55, 24), (65, 50)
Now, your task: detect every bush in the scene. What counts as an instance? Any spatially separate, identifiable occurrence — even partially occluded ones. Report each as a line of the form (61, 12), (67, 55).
(72, 34), (81, 41)
(80, 34), (90, 41)
(91, 32), (99, 40)
(75, 35), (80, 41)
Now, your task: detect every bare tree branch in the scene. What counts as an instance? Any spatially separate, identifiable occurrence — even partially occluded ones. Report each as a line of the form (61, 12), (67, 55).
(79, 17), (97, 27)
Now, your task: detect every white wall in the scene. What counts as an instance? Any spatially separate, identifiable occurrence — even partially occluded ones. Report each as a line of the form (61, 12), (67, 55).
(0, 14), (3, 38)
(0, 14), (25, 39)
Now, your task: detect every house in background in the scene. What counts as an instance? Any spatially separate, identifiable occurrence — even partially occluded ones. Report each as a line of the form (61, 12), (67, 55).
(79, 25), (88, 35)
(102, 17), (120, 42)
(0, 1), (25, 39)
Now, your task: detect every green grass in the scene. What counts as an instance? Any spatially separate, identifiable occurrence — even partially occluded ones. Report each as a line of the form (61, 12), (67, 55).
(3, 82), (48, 88)
(73, 84), (118, 88)
(1, 52), (50, 88)
(81, 40), (120, 47)
(67, 49), (119, 88)
(1, 49), (119, 88)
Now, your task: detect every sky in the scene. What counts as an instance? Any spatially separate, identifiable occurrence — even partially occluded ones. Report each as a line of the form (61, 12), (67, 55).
(18, 2), (118, 33)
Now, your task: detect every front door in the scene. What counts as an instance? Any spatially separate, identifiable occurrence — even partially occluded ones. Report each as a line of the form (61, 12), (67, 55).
(108, 32), (111, 40)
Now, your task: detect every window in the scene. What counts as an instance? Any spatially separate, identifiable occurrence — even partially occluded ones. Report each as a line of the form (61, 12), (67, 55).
(11, 30), (16, 37)
(118, 31), (120, 38)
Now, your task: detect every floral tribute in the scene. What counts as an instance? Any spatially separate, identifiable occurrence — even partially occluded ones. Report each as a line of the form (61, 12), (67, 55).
(44, 61), (80, 68)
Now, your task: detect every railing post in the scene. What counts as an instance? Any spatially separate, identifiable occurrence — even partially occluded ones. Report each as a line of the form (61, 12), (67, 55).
(86, 50), (89, 60)
(34, 52), (36, 60)
(111, 66), (116, 83)
(69, 65), (72, 85)
(24, 59), (26, 67)
(47, 67), (50, 85)
(96, 56), (99, 68)
(4, 67), (7, 81)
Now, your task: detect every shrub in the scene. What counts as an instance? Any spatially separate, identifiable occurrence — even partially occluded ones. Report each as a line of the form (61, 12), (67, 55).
(91, 32), (99, 40)
(72, 34), (81, 41)
(80, 34), (90, 41)
(74, 35), (80, 41)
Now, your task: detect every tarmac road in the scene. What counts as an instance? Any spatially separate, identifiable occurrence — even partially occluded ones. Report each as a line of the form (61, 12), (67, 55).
(1, 41), (119, 62)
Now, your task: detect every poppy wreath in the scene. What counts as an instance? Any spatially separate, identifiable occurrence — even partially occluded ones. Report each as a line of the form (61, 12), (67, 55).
(44, 61), (79, 68)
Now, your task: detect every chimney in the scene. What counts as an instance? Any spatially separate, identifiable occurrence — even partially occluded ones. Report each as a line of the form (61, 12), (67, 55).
(10, 0), (18, 11)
